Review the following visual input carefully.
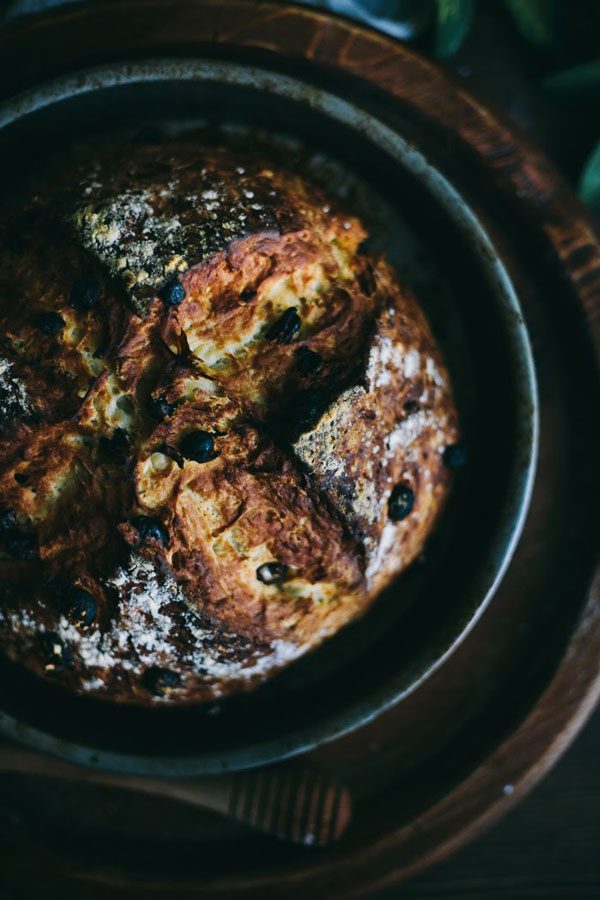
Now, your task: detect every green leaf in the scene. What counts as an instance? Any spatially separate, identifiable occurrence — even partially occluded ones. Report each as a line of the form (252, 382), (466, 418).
(434, 0), (476, 58)
(542, 59), (600, 99)
(503, 0), (559, 48)
(580, 140), (600, 211)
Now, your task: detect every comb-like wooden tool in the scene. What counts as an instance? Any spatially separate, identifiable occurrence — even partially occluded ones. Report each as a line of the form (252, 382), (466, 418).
(0, 742), (351, 846)
(224, 769), (351, 845)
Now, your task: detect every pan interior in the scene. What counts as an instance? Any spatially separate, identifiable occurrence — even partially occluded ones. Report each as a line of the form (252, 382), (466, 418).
(0, 62), (536, 774)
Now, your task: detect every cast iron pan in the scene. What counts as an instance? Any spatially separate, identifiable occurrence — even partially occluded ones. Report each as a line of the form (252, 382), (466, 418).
(0, 57), (537, 775)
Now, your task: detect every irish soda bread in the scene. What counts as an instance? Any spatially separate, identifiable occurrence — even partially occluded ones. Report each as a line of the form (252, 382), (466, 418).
(0, 136), (458, 704)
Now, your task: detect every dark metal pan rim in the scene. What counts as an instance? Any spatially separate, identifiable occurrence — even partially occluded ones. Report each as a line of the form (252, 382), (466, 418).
(0, 58), (538, 775)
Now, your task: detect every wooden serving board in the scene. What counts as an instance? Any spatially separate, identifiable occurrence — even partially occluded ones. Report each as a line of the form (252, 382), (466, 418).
(0, 2), (598, 897)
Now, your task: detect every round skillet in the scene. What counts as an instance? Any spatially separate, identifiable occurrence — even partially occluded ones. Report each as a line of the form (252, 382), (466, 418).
(0, 18), (538, 777)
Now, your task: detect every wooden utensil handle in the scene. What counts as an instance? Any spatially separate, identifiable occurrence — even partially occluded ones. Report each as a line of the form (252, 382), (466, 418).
(0, 740), (351, 845)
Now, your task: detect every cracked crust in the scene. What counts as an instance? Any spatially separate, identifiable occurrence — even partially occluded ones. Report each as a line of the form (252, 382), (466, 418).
(294, 259), (458, 593)
(0, 135), (458, 705)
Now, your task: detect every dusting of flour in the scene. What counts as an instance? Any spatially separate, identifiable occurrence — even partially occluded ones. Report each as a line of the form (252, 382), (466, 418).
(0, 357), (32, 422)
(1, 554), (303, 700)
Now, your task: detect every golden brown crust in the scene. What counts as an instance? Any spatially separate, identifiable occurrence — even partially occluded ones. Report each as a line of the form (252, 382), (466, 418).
(67, 141), (363, 316)
(129, 390), (364, 647)
(294, 258), (458, 594)
(0, 136), (458, 705)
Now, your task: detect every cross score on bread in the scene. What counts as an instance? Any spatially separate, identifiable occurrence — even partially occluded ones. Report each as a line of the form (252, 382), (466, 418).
(0, 136), (458, 704)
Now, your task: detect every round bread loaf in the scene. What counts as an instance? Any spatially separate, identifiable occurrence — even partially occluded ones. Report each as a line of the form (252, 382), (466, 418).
(0, 136), (458, 704)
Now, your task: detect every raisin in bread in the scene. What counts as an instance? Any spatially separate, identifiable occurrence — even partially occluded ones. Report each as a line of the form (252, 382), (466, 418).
(0, 137), (458, 704)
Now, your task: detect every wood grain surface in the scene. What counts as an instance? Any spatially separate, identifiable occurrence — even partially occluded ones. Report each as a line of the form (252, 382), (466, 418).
(381, 708), (600, 898)
(0, 2), (597, 897)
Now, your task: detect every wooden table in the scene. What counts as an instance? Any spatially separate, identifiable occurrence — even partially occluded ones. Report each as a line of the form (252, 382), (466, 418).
(384, 708), (600, 899)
